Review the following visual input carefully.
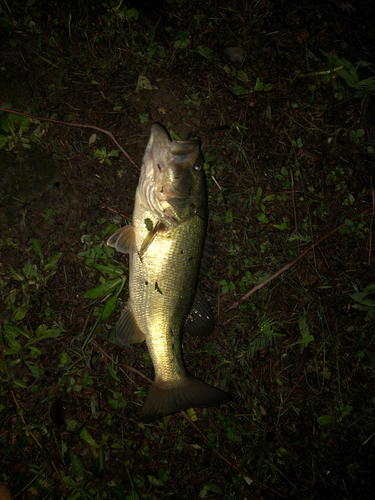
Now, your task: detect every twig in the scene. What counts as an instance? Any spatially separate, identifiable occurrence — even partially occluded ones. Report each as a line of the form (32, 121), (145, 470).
(120, 364), (153, 383)
(99, 199), (132, 221)
(298, 112), (343, 136)
(0, 344), (68, 496)
(228, 203), (246, 217)
(290, 168), (300, 255)
(226, 206), (374, 311)
(369, 177), (374, 266)
(0, 108), (140, 171)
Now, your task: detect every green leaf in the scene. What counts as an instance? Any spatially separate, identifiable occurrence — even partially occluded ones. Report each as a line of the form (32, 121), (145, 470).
(102, 223), (119, 239)
(356, 129), (365, 138)
(139, 113), (149, 123)
(101, 295), (117, 322)
(14, 379), (28, 388)
(317, 415), (336, 426)
(273, 222), (287, 230)
(108, 364), (121, 382)
(256, 212), (269, 224)
(144, 218), (153, 231)
(350, 285), (375, 306)
(341, 405), (353, 417)
(80, 427), (98, 447)
(125, 7), (139, 21)
(0, 135), (8, 149)
(232, 86), (248, 95)
(299, 315), (310, 339)
(289, 335), (315, 347)
(85, 278), (121, 299)
(25, 324), (64, 345)
(93, 264), (117, 274)
(30, 238), (44, 259)
(237, 70), (248, 83)
(44, 252), (62, 270)
(225, 209), (233, 223)
(174, 38), (190, 49)
(62, 476), (76, 488)
(4, 324), (31, 338)
(197, 46), (212, 59)
(14, 303), (29, 321)
(109, 399), (119, 409)
(3, 333), (22, 354)
(148, 475), (164, 487)
(70, 452), (85, 481)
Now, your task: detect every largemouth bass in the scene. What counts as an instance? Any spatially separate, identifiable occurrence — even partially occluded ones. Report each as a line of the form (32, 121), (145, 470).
(107, 124), (231, 422)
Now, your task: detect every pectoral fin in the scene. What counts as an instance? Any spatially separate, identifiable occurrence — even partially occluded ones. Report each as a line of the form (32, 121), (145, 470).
(116, 302), (145, 345)
(184, 288), (215, 337)
(107, 225), (136, 254)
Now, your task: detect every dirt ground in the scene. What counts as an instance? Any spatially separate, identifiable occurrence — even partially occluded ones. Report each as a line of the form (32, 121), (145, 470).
(1, 0), (375, 499)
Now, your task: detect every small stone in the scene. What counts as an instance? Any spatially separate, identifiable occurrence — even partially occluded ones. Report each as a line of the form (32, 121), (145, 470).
(223, 46), (245, 63)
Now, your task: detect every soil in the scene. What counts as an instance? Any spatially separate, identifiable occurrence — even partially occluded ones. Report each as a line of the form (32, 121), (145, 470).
(1, 1), (375, 499)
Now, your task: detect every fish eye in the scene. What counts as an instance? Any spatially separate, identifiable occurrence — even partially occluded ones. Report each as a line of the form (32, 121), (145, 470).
(193, 164), (201, 172)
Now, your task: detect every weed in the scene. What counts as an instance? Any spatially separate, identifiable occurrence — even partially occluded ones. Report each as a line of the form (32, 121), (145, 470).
(350, 128), (365, 144)
(232, 76), (273, 96)
(174, 30), (191, 50)
(339, 216), (366, 243)
(93, 147), (120, 165)
(220, 279), (236, 295)
(350, 284), (375, 322)
(320, 50), (375, 97)
(246, 315), (283, 359)
(139, 113), (149, 123)
(82, 235), (127, 323)
(0, 106), (44, 151)
(1, 238), (62, 323)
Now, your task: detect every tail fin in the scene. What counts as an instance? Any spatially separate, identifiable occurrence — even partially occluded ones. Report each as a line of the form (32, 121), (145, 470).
(139, 375), (231, 423)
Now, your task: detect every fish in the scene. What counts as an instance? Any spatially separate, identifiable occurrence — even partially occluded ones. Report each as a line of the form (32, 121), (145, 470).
(107, 123), (231, 423)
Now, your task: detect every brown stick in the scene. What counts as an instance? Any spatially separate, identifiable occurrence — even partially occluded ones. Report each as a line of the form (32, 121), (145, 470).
(0, 343), (68, 495)
(99, 199), (132, 222)
(120, 364), (153, 383)
(226, 206), (374, 311)
(0, 107), (140, 171)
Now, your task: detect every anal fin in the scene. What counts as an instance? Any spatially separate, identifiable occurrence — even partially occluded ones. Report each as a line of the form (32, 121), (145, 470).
(116, 302), (145, 346)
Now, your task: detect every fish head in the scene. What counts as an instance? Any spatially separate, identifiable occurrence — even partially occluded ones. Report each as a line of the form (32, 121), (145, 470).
(139, 124), (207, 226)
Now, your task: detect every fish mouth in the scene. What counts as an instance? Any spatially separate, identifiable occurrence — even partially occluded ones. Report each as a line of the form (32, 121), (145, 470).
(138, 124), (204, 225)
(145, 123), (200, 174)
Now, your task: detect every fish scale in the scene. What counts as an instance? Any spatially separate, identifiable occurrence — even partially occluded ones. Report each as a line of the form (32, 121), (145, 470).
(131, 209), (203, 385)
